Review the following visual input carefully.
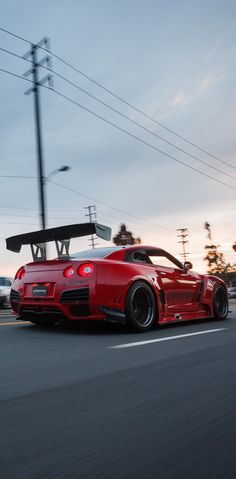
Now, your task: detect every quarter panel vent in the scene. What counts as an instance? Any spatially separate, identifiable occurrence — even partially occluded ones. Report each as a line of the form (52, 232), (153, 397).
(60, 288), (89, 303)
(10, 289), (20, 302)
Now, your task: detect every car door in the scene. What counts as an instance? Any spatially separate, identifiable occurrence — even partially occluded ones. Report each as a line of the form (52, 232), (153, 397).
(156, 266), (201, 314)
(149, 249), (201, 316)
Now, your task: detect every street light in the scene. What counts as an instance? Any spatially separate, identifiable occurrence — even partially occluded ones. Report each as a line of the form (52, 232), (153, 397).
(42, 165), (70, 229)
(45, 165), (71, 182)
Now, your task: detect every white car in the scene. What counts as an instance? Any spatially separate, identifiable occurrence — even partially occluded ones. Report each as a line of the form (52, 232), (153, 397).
(0, 276), (13, 308)
(228, 286), (236, 299)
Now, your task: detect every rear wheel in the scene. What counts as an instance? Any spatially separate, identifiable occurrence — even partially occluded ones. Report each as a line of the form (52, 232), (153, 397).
(125, 281), (157, 332)
(213, 285), (228, 320)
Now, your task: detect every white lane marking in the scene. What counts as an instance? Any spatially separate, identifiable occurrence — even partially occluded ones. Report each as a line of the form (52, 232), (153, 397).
(110, 328), (226, 349)
(0, 321), (30, 326)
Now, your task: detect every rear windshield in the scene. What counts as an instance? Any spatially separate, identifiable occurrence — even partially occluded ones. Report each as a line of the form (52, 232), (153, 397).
(71, 247), (124, 260)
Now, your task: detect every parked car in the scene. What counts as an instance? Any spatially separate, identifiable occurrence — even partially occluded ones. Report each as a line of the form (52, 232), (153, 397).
(228, 287), (236, 299)
(0, 276), (13, 308)
(6, 222), (229, 332)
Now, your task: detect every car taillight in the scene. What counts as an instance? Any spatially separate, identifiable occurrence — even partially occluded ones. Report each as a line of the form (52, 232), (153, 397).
(15, 266), (25, 280)
(77, 262), (94, 277)
(63, 266), (76, 278)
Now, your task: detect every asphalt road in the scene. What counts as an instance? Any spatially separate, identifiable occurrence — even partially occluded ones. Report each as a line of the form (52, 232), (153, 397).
(1, 303), (236, 479)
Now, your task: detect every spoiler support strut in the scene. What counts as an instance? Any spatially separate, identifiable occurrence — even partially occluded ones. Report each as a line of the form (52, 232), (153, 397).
(30, 243), (47, 262)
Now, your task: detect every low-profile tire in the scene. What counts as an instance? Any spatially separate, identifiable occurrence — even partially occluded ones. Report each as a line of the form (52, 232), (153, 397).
(125, 281), (157, 332)
(213, 285), (228, 320)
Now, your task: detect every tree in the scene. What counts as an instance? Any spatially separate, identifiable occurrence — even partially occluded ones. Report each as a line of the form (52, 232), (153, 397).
(233, 243), (236, 252)
(113, 224), (141, 246)
(204, 222), (227, 273)
(204, 222), (235, 276)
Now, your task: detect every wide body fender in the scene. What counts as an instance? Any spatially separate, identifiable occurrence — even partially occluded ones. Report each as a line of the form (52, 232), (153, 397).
(95, 261), (161, 317)
(200, 275), (228, 316)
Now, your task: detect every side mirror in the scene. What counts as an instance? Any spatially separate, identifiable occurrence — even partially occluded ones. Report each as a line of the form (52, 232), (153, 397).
(183, 261), (193, 271)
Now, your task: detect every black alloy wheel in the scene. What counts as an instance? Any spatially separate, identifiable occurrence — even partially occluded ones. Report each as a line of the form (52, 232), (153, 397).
(213, 285), (228, 320)
(125, 280), (157, 332)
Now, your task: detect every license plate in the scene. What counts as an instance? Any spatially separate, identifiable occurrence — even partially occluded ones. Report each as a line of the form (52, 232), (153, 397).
(32, 285), (48, 297)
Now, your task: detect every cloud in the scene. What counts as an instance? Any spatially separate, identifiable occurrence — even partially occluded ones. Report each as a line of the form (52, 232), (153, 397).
(164, 70), (226, 119)
(203, 36), (225, 63)
(199, 72), (225, 91)
(172, 91), (186, 107)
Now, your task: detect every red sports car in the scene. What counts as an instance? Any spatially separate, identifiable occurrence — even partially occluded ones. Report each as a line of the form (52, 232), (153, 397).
(6, 222), (229, 332)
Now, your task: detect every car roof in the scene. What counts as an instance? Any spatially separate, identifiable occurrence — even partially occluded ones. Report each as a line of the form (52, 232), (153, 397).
(71, 245), (183, 269)
(71, 246), (126, 259)
(71, 245), (163, 260)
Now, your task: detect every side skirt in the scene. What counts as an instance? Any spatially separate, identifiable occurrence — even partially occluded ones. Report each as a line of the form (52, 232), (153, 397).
(158, 309), (211, 325)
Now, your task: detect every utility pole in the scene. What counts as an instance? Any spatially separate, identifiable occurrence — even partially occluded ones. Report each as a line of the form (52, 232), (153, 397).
(85, 205), (98, 248)
(23, 38), (53, 230)
(177, 228), (190, 262)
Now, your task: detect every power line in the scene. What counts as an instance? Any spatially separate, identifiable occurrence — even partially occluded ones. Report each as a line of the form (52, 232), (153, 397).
(1, 44), (236, 180)
(0, 26), (32, 45)
(1, 221), (80, 227)
(97, 208), (131, 221)
(0, 203), (86, 212)
(0, 203), (164, 238)
(0, 174), (36, 178)
(1, 66), (236, 191)
(0, 211), (86, 220)
(47, 68), (236, 182)
(0, 201), (169, 235)
(50, 88), (236, 191)
(0, 68), (172, 232)
(47, 51), (236, 170)
(0, 66), (34, 84)
(0, 212), (46, 219)
(0, 25), (235, 172)
(0, 202), (164, 222)
(49, 179), (174, 232)
(0, 220), (39, 226)
(48, 64), (236, 172)
(0, 46), (32, 63)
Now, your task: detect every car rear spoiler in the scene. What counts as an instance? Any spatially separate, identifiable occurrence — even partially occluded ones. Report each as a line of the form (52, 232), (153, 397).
(6, 222), (112, 261)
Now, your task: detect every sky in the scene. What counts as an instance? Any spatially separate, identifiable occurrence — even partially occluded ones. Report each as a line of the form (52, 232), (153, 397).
(0, 0), (236, 276)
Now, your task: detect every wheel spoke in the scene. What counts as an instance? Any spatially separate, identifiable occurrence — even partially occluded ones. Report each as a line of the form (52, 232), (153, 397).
(126, 281), (156, 331)
(132, 288), (153, 326)
(214, 286), (228, 319)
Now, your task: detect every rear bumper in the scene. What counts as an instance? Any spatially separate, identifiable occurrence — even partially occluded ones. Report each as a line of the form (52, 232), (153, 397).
(11, 300), (106, 321)
(10, 282), (126, 323)
(12, 303), (126, 324)
(11, 299), (125, 323)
